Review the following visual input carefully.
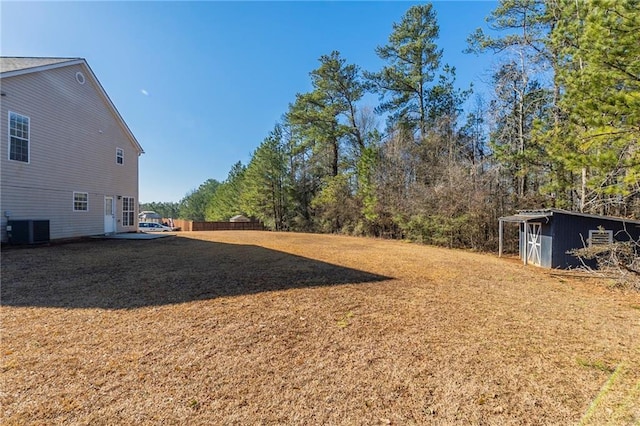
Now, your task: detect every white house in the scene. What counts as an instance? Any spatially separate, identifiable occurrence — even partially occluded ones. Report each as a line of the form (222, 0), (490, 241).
(0, 57), (144, 242)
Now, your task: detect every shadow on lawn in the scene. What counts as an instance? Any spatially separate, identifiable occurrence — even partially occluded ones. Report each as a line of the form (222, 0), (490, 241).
(1, 236), (391, 309)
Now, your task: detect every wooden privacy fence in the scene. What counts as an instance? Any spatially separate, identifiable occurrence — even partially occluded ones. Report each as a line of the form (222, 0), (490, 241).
(170, 219), (265, 232)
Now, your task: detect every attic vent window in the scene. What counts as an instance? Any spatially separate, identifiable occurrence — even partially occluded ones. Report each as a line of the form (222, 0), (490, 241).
(589, 229), (613, 247)
(75, 72), (85, 85)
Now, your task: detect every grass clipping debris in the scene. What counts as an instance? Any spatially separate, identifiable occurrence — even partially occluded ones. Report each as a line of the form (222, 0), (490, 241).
(2, 231), (640, 425)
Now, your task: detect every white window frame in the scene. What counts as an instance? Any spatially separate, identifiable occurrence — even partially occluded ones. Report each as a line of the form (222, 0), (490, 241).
(116, 147), (124, 165)
(588, 229), (613, 247)
(122, 196), (135, 226)
(73, 192), (89, 212)
(8, 111), (30, 163)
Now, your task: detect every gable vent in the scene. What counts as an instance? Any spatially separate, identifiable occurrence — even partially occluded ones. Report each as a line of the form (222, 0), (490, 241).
(589, 229), (613, 247)
(75, 71), (85, 85)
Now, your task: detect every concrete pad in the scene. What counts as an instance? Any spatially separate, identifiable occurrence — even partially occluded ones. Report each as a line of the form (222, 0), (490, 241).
(100, 232), (174, 240)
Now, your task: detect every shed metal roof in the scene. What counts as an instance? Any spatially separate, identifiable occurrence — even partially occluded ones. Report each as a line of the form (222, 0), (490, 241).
(499, 212), (552, 223)
(546, 208), (640, 224)
(500, 208), (640, 225)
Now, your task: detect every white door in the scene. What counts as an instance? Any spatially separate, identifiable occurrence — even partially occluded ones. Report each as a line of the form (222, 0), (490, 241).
(104, 196), (115, 234)
(526, 223), (542, 266)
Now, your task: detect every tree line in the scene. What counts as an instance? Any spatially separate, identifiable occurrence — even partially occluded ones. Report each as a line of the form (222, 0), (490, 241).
(144, 1), (640, 251)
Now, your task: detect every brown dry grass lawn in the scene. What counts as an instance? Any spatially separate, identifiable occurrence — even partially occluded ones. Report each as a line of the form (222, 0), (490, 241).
(2, 231), (639, 425)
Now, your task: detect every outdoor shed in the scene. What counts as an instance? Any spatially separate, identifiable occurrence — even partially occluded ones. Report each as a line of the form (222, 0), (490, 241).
(229, 215), (250, 223)
(499, 209), (640, 269)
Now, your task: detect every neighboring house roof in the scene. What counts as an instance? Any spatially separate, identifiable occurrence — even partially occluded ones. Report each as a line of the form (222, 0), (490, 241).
(0, 56), (144, 155)
(139, 211), (162, 220)
(230, 215), (251, 222)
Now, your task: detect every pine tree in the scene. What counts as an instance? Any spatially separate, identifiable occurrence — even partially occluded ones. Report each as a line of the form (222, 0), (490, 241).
(365, 4), (442, 141)
(550, 0), (640, 214)
(467, 0), (555, 206)
(178, 179), (220, 221)
(205, 162), (246, 221)
(241, 126), (290, 230)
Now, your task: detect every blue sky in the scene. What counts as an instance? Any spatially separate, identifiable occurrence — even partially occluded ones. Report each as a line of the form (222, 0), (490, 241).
(1, 1), (499, 203)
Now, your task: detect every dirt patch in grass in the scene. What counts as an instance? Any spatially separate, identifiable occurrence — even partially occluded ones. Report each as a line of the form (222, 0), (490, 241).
(2, 231), (639, 425)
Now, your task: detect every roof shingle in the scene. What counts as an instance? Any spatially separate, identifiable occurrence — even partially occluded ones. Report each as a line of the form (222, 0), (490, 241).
(0, 57), (81, 74)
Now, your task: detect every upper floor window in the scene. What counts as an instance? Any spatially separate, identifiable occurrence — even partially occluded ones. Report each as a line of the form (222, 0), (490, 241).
(116, 148), (124, 165)
(73, 192), (88, 212)
(9, 112), (30, 163)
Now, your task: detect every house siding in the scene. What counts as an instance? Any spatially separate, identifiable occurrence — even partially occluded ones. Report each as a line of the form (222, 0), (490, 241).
(1, 62), (140, 241)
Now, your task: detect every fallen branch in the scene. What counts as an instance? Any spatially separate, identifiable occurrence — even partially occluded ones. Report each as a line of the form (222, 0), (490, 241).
(569, 227), (640, 291)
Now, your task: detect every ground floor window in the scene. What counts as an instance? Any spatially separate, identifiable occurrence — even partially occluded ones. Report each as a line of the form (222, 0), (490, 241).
(122, 196), (135, 226)
(73, 192), (88, 211)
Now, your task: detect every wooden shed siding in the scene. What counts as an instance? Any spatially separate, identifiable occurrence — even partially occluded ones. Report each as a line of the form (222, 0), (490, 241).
(1, 63), (139, 242)
(550, 213), (640, 268)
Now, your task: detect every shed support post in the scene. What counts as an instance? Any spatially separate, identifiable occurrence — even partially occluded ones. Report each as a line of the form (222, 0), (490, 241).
(523, 222), (528, 265)
(499, 220), (503, 257)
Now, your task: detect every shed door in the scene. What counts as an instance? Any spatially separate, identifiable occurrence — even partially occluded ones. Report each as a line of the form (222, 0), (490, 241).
(526, 223), (542, 266)
(104, 197), (115, 234)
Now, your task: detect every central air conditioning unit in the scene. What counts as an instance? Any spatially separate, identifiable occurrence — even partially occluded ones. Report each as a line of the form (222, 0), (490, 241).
(6, 220), (50, 244)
